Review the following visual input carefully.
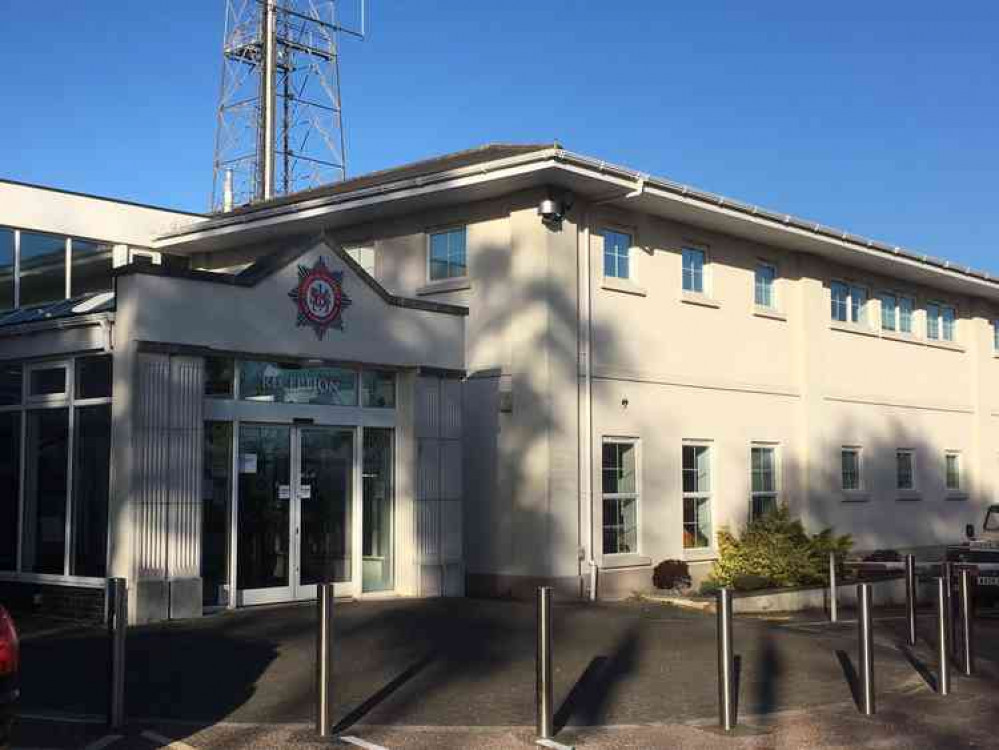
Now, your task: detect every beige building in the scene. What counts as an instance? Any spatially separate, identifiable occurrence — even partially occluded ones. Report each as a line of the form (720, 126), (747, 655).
(1, 144), (995, 620)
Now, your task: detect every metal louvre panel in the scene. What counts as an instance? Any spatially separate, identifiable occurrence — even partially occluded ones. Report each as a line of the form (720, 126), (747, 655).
(440, 379), (462, 439)
(443, 563), (464, 597)
(415, 376), (441, 439)
(416, 497), (440, 563)
(417, 440), (440, 502)
(166, 357), (204, 579)
(134, 354), (171, 578)
(440, 501), (462, 562)
(419, 564), (443, 597)
(440, 441), (462, 501)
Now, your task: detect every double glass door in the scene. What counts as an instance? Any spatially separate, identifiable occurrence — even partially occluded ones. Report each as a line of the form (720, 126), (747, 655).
(237, 424), (354, 604)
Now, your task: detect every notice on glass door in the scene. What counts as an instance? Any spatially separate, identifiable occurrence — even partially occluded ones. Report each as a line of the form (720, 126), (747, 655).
(239, 453), (257, 474)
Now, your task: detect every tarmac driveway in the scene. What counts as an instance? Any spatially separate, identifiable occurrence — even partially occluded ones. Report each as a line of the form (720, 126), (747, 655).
(15, 597), (958, 731)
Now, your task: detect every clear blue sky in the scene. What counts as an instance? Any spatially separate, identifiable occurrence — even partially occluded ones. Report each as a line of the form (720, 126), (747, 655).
(1, 1), (996, 269)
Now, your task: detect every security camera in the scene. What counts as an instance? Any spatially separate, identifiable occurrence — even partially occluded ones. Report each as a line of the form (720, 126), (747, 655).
(538, 192), (574, 228)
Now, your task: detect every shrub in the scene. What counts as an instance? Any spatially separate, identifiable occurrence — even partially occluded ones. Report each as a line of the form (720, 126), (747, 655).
(705, 505), (852, 591)
(652, 559), (692, 590)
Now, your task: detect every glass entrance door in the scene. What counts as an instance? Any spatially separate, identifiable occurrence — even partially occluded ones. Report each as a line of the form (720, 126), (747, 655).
(237, 424), (354, 605)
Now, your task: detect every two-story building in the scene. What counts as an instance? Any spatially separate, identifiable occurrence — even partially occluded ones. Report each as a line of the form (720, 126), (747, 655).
(2, 143), (996, 621)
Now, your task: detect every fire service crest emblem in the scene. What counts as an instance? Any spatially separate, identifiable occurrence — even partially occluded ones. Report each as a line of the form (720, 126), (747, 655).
(288, 256), (352, 340)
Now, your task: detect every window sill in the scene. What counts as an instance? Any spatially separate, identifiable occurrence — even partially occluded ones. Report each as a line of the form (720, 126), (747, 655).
(842, 492), (871, 503)
(830, 321), (878, 338)
(896, 492), (922, 502)
(682, 548), (717, 563)
(681, 292), (721, 309)
(601, 277), (647, 297)
(417, 277), (471, 296)
(924, 338), (964, 353)
(601, 553), (652, 570)
(946, 493), (969, 501)
(881, 330), (922, 346)
(753, 306), (786, 322)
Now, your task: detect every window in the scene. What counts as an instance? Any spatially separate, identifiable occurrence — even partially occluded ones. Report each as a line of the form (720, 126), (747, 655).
(0, 228), (13, 311)
(238, 360), (358, 406)
(880, 293), (897, 331)
(682, 248), (706, 293)
(428, 227), (467, 281)
(994, 320), (999, 352)
(76, 355), (112, 400)
(896, 449), (915, 491)
(22, 408), (70, 573)
(841, 447), (862, 491)
(0, 362), (22, 406)
(750, 445), (778, 520)
(72, 404), (111, 576)
(926, 303), (955, 341)
(345, 244), (375, 277)
(899, 296), (914, 334)
(204, 357), (234, 398)
(850, 285), (867, 324)
(941, 306), (956, 342)
(70, 238), (113, 297)
(682, 443), (712, 549)
(361, 370), (396, 408)
(831, 282), (867, 324)
(602, 439), (638, 555)
(29, 365), (67, 398)
(945, 452), (962, 492)
(19, 231), (66, 307)
(603, 230), (631, 280)
(755, 263), (776, 309)
(0, 412), (20, 571)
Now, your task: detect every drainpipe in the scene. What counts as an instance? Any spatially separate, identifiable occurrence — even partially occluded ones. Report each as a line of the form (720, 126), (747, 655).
(579, 178), (646, 602)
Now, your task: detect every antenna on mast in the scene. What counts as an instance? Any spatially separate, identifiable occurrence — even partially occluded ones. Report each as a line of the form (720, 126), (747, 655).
(211, 0), (366, 212)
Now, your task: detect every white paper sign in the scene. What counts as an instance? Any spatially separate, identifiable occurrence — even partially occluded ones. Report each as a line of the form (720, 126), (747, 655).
(278, 484), (291, 500)
(239, 453), (258, 474)
(300, 484), (312, 499)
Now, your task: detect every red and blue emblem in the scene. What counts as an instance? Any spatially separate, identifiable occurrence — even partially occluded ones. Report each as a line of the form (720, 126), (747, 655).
(288, 256), (352, 340)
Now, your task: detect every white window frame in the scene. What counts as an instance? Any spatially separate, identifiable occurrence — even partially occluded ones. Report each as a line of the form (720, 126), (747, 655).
(830, 280), (868, 325)
(681, 245), (709, 295)
(841, 446), (864, 493)
(993, 319), (999, 353)
(896, 448), (917, 493)
(426, 225), (468, 282)
(754, 261), (778, 310)
(750, 443), (780, 520)
(601, 437), (640, 557)
(5, 355), (113, 583)
(601, 227), (634, 281)
(925, 302), (956, 342)
(945, 450), (963, 494)
(682, 440), (713, 550)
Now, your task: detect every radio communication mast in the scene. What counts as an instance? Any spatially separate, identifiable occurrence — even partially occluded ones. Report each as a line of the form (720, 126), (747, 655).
(211, 1), (365, 212)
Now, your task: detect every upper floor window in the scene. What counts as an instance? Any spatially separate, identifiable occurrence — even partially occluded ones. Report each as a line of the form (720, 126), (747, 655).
(926, 303), (956, 342)
(754, 263), (776, 309)
(428, 227), (466, 281)
(345, 244), (375, 277)
(831, 282), (867, 324)
(841, 447), (862, 491)
(602, 230), (632, 280)
(682, 247), (706, 294)
(880, 293), (915, 334)
(993, 320), (999, 352)
(0, 228), (113, 310)
(896, 449), (916, 491)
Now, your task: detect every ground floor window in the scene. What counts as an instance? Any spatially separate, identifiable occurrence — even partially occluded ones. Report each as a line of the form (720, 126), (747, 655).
(0, 355), (112, 578)
(202, 421), (232, 606)
(750, 444), (778, 520)
(682, 442), (712, 549)
(602, 438), (639, 555)
(362, 428), (394, 592)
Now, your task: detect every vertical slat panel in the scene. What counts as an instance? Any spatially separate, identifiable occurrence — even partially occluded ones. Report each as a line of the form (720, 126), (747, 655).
(416, 377), (440, 439)
(441, 379), (462, 439)
(440, 441), (462, 501)
(167, 357), (203, 579)
(440, 500), (462, 562)
(416, 497), (440, 562)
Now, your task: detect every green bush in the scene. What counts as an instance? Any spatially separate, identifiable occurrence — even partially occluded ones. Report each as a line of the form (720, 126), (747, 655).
(705, 505), (851, 591)
(652, 559), (692, 590)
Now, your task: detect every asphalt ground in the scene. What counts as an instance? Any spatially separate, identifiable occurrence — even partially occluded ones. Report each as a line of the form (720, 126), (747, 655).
(7, 598), (999, 748)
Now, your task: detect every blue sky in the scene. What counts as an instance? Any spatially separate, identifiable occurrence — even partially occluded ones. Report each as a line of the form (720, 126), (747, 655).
(1, 1), (996, 269)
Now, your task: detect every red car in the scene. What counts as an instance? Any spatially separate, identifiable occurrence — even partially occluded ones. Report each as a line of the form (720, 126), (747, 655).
(0, 606), (17, 745)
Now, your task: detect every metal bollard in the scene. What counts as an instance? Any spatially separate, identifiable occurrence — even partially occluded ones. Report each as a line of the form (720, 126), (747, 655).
(936, 577), (951, 696)
(857, 583), (875, 715)
(905, 555), (917, 647)
(942, 561), (955, 657)
(717, 588), (735, 731)
(536, 586), (554, 741)
(316, 582), (335, 737)
(959, 569), (975, 677)
(106, 578), (127, 730)
(829, 552), (838, 623)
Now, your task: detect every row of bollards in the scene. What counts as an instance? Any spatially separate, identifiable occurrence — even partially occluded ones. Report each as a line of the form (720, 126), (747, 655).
(305, 568), (980, 744)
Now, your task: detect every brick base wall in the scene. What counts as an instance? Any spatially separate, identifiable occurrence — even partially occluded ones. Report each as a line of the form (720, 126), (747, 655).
(0, 581), (106, 624)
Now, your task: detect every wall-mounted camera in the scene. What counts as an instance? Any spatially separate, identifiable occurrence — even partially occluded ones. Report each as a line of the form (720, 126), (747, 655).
(537, 192), (574, 229)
